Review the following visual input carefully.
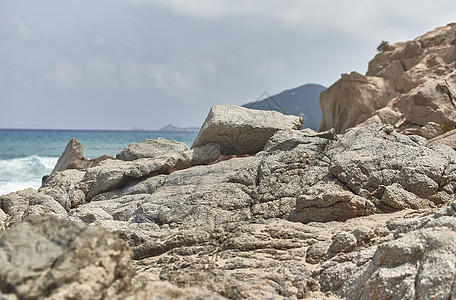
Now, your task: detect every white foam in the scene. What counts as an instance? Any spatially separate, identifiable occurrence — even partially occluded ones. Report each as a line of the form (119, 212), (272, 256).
(0, 156), (58, 196)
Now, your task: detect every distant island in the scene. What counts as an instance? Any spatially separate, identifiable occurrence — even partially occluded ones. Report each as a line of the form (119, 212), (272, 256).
(132, 124), (199, 133)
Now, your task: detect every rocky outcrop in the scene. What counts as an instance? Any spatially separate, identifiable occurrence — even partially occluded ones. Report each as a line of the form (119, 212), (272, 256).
(51, 138), (113, 175)
(192, 104), (303, 155)
(4, 105), (456, 299)
(317, 202), (456, 299)
(319, 72), (396, 133)
(320, 23), (456, 137)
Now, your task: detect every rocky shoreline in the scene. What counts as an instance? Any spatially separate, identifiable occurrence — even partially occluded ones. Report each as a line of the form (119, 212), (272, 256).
(2, 24), (456, 299)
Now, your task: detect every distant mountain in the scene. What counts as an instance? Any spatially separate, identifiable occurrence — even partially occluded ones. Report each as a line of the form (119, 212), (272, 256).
(242, 83), (326, 130)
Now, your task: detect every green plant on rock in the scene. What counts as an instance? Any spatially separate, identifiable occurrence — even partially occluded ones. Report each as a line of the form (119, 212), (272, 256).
(440, 123), (455, 134)
(377, 40), (390, 52)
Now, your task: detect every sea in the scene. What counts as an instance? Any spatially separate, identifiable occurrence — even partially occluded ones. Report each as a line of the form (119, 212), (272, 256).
(0, 129), (198, 196)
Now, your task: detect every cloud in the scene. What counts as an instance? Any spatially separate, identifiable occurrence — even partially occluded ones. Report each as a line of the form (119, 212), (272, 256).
(119, 60), (194, 96)
(45, 59), (83, 89)
(124, 0), (456, 41)
(86, 59), (118, 89)
(13, 16), (32, 40)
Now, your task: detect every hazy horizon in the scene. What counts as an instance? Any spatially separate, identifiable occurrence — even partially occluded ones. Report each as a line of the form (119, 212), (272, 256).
(2, 0), (456, 130)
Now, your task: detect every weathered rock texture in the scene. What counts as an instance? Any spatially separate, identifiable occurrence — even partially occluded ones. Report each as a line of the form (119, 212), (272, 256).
(3, 115), (456, 299)
(0, 215), (133, 300)
(192, 104), (303, 155)
(51, 138), (113, 175)
(320, 22), (456, 139)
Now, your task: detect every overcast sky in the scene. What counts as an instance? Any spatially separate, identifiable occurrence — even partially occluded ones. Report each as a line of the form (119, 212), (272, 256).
(1, 0), (455, 130)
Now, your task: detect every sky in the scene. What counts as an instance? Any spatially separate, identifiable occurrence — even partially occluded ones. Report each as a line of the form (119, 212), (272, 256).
(1, 0), (456, 130)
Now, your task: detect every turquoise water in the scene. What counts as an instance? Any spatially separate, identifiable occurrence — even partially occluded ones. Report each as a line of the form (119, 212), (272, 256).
(0, 129), (197, 196)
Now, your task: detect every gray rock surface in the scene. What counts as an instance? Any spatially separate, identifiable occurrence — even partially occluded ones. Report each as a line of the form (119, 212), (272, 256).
(116, 138), (189, 161)
(51, 138), (113, 175)
(4, 112), (456, 299)
(192, 104), (303, 155)
(0, 215), (133, 300)
(428, 128), (456, 149)
(318, 201), (456, 299)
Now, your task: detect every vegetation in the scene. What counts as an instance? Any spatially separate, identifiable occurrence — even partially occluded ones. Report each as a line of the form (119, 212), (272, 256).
(440, 123), (455, 134)
(377, 40), (390, 52)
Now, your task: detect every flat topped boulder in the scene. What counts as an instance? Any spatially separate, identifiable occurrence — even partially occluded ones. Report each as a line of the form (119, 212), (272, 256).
(116, 137), (188, 161)
(191, 104), (303, 155)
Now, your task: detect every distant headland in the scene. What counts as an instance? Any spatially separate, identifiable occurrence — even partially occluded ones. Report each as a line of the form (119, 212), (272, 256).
(132, 124), (199, 133)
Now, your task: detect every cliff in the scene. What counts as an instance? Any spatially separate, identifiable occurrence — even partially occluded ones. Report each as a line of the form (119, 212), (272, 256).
(320, 22), (456, 141)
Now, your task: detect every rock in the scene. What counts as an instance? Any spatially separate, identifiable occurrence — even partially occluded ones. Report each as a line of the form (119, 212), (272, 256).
(306, 242), (331, 264)
(40, 169), (88, 209)
(0, 188), (67, 226)
(116, 137), (189, 161)
(428, 128), (456, 149)
(326, 124), (456, 206)
(51, 138), (113, 175)
(319, 72), (396, 133)
(0, 215), (133, 299)
(328, 231), (357, 253)
(123, 281), (226, 300)
(81, 143), (220, 200)
(5, 106), (456, 298)
(191, 105), (303, 155)
(264, 128), (337, 152)
(327, 201), (456, 299)
(0, 209), (6, 230)
(51, 138), (85, 174)
(320, 23), (456, 137)
(397, 74), (456, 127)
(292, 180), (376, 223)
(380, 183), (434, 210)
(352, 226), (375, 245)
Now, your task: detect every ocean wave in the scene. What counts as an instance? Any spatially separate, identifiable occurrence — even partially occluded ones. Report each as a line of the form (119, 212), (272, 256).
(0, 156), (58, 196)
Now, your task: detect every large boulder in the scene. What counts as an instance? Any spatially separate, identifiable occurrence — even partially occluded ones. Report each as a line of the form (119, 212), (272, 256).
(319, 72), (396, 133)
(0, 215), (133, 299)
(320, 23), (456, 137)
(191, 105), (303, 155)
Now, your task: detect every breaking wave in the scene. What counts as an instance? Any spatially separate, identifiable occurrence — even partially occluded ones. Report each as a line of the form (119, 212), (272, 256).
(0, 156), (58, 196)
